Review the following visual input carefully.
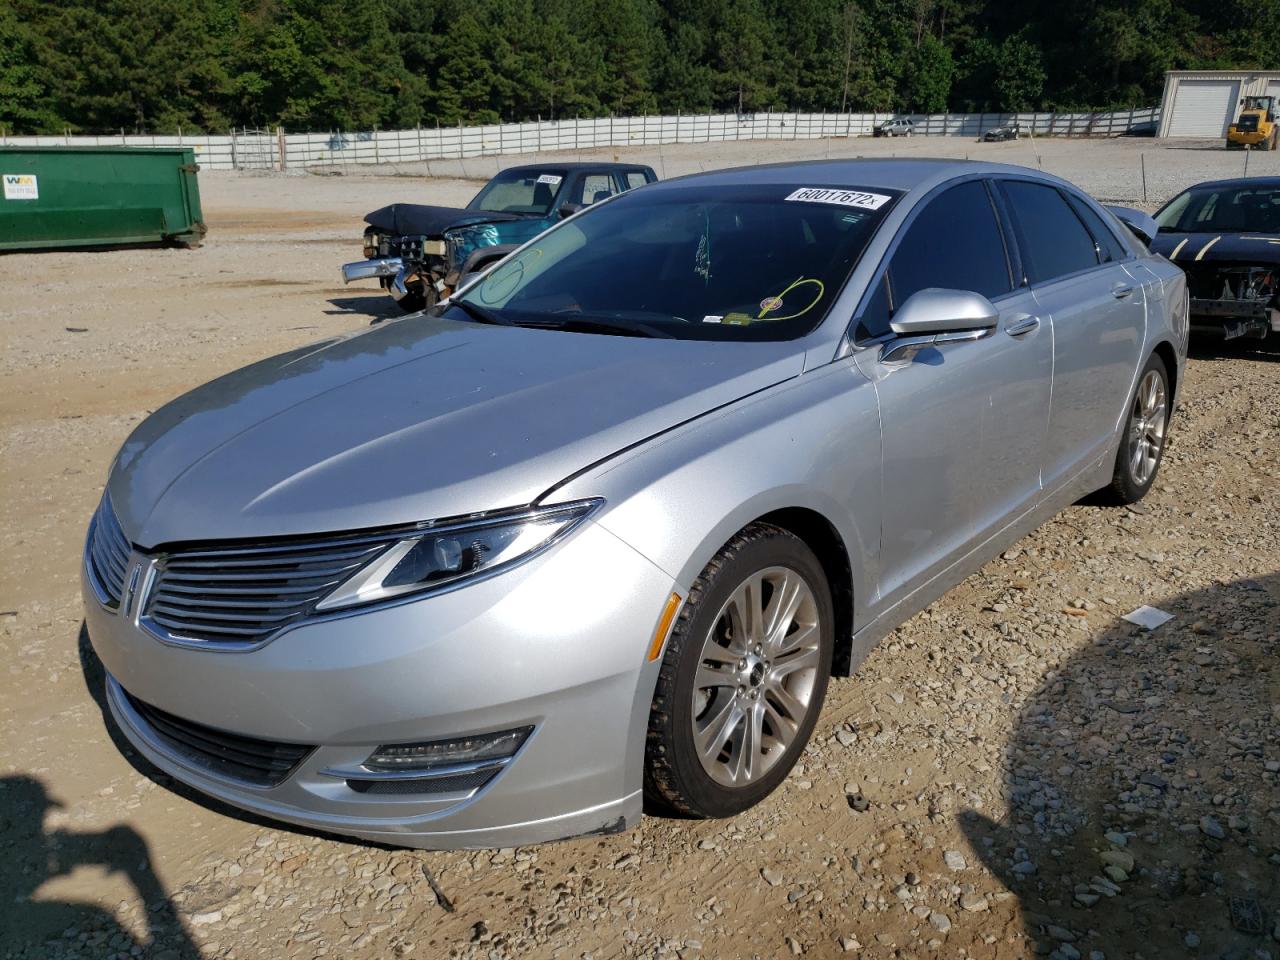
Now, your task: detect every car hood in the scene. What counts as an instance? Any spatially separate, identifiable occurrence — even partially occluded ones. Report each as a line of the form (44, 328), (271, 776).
(109, 319), (805, 547)
(364, 203), (525, 237)
(1151, 231), (1280, 266)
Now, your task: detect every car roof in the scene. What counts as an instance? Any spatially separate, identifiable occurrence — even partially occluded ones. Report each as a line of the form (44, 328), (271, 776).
(1173, 176), (1280, 192)
(645, 158), (1064, 195)
(500, 162), (654, 174)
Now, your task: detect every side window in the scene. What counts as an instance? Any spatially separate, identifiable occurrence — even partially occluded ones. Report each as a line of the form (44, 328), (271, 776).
(888, 181), (1012, 304)
(1001, 181), (1100, 283)
(1065, 193), (1127, 263)
(577, 174), (616, 206)
(625, 171), (649, 190)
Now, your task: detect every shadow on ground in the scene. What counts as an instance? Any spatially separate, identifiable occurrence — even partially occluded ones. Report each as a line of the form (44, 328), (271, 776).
(0, 774), (201, 959)
(963, 573), (1280, 958)
(324, 294), (404, 322)
(1188, 334), (1280, 365)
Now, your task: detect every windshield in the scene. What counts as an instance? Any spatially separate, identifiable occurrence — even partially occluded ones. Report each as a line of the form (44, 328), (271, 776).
(468, 169), (566, 216)
(1155, 183), (1280, 234)
(447, 183), (899, 341)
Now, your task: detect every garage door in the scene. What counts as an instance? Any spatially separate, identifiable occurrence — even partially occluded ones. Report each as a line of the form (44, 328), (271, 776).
(1167, 80), (1239, 137)
(1269, 80), (1280, 102)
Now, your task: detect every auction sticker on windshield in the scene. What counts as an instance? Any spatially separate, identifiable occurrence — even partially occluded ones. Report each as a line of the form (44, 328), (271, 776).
(536, 174), (563, 186)
(784, 187), (889, 210)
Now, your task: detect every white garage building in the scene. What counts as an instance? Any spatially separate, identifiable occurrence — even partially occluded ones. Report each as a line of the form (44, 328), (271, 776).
(1158, 70), (1280, 138)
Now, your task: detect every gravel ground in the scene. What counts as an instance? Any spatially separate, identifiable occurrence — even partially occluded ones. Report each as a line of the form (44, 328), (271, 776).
(1, 137), (1277, 960)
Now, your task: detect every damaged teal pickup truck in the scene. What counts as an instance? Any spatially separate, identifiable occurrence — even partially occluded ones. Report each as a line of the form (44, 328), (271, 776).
(342, 162), (657, 312)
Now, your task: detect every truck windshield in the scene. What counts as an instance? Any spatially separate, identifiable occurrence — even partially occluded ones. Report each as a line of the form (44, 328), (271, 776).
(449, 183), (900, 341)
(1156, 184), (1280, 234)
(468, 170), (567, 216)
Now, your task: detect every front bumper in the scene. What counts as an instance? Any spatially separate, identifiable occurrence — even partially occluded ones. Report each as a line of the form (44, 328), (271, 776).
(1189, 297), (1280, 339)
(341, 256), (404, 284)
(85, 521), (674, 849)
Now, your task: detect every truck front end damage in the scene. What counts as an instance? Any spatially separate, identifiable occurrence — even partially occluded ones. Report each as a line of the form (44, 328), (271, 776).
(342, 204), (524, 312)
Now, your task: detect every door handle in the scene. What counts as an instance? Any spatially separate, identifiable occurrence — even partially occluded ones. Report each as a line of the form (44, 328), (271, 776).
(1005, 314), (1040, 337)
(1112, 283), (1135, 299)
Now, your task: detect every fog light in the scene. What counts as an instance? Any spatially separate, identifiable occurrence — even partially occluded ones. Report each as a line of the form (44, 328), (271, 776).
(363, 726), (532, 772)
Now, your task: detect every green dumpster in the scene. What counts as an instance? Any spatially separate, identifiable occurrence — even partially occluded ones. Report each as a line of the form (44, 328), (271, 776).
(0, 146), (206, 251)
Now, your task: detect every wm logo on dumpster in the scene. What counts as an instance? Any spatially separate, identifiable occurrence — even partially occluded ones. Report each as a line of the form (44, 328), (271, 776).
(2, 174), (39, 200)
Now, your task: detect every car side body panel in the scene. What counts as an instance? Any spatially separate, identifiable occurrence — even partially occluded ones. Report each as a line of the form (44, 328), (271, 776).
(548, 355), (883, 641)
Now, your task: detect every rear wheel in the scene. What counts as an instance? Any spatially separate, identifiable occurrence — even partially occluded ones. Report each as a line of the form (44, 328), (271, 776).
(1104, 353), (1170, 504)
(644, 524), (834, 818)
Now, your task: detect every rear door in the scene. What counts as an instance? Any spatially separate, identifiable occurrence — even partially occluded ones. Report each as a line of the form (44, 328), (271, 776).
(854, 178), (1052, 604)
(997, 179), (1145, 491)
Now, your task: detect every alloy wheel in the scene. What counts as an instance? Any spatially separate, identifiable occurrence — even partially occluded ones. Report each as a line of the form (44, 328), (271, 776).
(1128, 368), (1167, 486)
(690, 566), (821, 788)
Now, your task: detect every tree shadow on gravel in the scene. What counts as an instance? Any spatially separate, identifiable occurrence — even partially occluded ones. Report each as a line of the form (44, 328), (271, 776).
(962, 573), (1279, 959)
(0, 774), (201, 959)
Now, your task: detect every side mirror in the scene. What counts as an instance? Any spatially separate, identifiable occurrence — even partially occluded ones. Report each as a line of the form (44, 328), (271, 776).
(557, 202), (581, 220)
(882, 288), (998, 363)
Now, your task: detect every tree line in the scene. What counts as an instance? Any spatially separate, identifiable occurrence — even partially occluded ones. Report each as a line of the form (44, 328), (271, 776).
(2, 0), (1278, 135)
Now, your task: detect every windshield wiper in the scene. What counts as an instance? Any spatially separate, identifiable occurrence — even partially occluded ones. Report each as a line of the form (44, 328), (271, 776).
(516, 315), (674, 339)
(447, 298), (515, 326)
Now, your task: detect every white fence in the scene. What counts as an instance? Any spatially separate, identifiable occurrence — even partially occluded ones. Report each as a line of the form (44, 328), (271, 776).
(2, 108), (1161, 172)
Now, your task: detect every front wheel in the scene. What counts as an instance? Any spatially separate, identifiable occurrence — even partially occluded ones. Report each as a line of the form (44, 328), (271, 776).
(644, 524), (834, 818)
(1103, 353), (1170, 504)
(380, 276), (433, 313)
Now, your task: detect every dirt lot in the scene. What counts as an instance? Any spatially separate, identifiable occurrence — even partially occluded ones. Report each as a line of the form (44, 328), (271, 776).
(1, 137), (1277, 960)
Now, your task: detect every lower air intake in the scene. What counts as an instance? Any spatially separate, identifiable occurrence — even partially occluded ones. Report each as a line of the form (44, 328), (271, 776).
(123, 688), (314, 787)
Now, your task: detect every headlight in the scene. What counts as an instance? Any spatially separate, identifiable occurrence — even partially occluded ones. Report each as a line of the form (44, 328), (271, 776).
(316, 500), (601, 612)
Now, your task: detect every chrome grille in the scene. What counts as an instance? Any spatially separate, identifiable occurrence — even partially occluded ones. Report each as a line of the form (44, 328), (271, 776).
(87, 496), (132, 608)
(143, 532), (395, 646)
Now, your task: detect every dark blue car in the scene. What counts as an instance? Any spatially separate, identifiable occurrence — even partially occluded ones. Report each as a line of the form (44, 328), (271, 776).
(342, 162), (658, 312)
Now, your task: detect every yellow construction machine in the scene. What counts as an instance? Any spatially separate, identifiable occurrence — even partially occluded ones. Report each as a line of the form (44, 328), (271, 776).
(1226, 95), (1278, 150)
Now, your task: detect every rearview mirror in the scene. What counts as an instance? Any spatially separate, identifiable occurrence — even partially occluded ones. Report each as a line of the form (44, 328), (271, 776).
(882, 288), (998, 363)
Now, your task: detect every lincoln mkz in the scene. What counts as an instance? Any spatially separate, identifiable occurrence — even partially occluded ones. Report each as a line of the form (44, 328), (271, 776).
(85, 160), (1187, 848)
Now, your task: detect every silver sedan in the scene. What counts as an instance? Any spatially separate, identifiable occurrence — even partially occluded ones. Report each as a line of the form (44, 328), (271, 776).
(83, 160), (1188, 848)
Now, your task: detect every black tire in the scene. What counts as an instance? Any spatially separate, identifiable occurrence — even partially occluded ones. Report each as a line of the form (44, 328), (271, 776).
(1102, 352), (1171, 505)
(644, 523), (834, 819)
